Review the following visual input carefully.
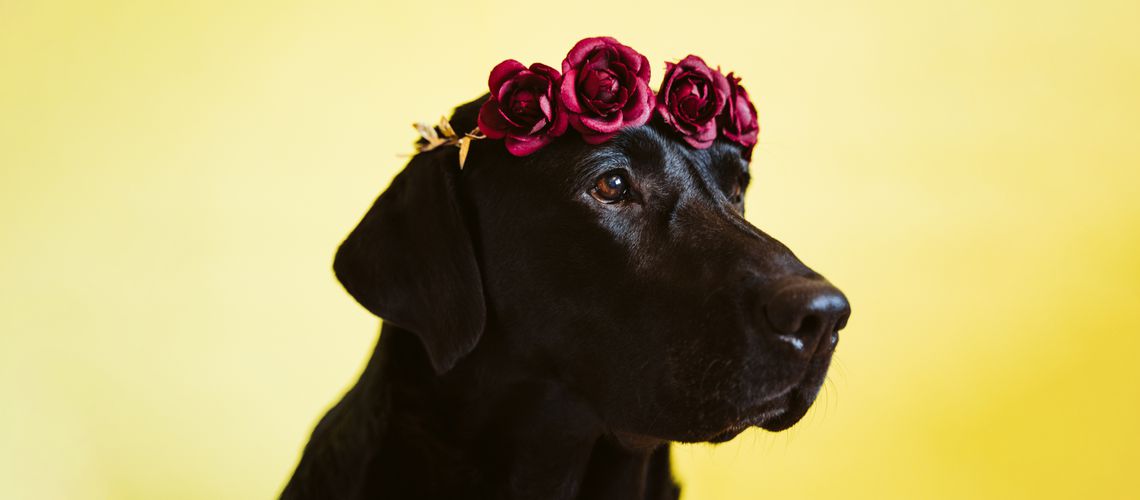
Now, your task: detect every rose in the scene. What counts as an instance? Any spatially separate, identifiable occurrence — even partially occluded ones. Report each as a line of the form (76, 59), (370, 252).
(559, 37), (654, 144)
(477, 60), (568, 156)
(718, 72), (759, 156)
(655, 55), (730, 149)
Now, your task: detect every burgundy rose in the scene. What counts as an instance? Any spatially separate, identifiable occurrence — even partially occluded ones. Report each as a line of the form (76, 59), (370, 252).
(718, 72), (759, 155)
(655, 55), (730, 149)
(478, 60), (569, 156)
(560, 37), (654, 144)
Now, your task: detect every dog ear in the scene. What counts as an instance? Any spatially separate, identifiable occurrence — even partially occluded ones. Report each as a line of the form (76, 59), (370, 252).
(333, 151), (484, 374)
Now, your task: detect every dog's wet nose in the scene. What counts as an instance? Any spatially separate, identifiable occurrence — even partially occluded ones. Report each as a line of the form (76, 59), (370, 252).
(765, 279), (850, 356)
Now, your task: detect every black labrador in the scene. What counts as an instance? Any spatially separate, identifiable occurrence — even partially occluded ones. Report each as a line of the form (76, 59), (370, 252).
(281, 96), (850, 500)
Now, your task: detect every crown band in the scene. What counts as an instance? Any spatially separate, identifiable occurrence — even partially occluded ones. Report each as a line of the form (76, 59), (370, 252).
(415, 36), (760, 166)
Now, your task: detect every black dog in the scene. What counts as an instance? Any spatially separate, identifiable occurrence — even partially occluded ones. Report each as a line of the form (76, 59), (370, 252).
(281, 96), (850, 500)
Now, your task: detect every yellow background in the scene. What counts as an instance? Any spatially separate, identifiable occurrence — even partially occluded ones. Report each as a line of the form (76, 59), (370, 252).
(2, 0), (1138, 498)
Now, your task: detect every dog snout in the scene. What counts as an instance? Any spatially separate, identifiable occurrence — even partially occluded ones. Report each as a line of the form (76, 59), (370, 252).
(763, 278), (851, 357)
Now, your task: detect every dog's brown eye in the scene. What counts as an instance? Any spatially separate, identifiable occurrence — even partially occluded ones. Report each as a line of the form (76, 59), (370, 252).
(592, 172), (630, 203)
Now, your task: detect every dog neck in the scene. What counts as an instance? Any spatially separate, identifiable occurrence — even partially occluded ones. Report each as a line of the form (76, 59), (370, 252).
(282, 324), (680, 500)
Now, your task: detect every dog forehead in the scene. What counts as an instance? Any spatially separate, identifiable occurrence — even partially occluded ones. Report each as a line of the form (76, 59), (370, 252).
(580, 126), (708, 167)
(594, 125), (747, 183)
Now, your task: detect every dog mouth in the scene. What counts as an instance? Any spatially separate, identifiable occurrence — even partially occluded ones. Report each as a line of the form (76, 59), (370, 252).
(704, 355), (832, 443)
(704, 387), (821, 443)
(706, 405), (790, 443)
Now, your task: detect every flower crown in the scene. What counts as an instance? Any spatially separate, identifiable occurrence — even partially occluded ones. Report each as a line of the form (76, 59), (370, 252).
(415, 37), (759, 167)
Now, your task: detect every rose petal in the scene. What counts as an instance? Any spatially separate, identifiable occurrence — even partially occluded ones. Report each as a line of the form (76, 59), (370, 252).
(505, 132), (552, 156)
(655, 100), (676, 127)
(622, 80), (653, 126)
(563, 37), (613, 72)
(488, 59), (526, 94)
(676, 55), (712, 75)
(658, 62), (679, 101)
(549, 107), (570, 136)
(708, 68), (730, 116)
(560, 70), (583, 113)
(608, 61), (632, 87)
(683, 136), (715, 149)
(578, 111), (624, 134)
(581, 72), (623, 117)
(610, 86), (630, 112)
(526, 116), (549, 135)
(538, 93), (553, 121)
(499, 108), (528, 130)
(633, 53), (651, 82)
(495, 78), (517, 105)
(516, 72), (550, 91)
(614, 44), (651, 82)
(684, 123), (718, 149)
(528, 62), (561, 82)
(477, 98), (508, 139)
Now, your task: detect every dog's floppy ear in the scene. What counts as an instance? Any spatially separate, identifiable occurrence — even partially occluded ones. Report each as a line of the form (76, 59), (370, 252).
(334, 151), (484, 374)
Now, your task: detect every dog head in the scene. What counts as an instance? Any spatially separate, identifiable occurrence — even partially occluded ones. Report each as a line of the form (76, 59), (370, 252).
(334, 96), (850, 443)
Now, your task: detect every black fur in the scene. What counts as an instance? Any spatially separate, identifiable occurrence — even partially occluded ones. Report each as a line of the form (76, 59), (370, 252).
(282, 96), (850, 499)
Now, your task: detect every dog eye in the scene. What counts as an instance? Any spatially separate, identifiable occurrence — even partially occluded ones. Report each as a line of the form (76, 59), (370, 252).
(591, 171), (630, 204)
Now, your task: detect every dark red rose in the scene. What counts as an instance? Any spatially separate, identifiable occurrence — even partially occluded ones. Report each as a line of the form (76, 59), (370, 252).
(655, 55), (730, 149)
(559, 37), (654, 144)
(478, 60), (568, 156)
(718, 72), (759, 155)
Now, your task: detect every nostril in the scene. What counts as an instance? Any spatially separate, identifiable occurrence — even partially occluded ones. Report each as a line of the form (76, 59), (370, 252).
(763, 279), (850, 353)
(799, 314), (822, 338)
(835, 310), (850, 331)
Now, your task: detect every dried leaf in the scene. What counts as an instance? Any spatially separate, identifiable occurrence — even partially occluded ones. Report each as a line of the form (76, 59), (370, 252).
(438, 116), (457, 139)
(414, 122), (438, 143)
(457, 137), (471, 169)
(409, 120), (486, 166)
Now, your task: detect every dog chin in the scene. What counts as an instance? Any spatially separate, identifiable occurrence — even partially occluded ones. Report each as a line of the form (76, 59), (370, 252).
(756, 392), (815, 432)
(705, 406), (791, 443)
(704, 376), (827, 442)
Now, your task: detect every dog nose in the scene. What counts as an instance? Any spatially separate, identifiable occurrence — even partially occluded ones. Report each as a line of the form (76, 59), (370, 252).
(764, 279), (850, 356)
